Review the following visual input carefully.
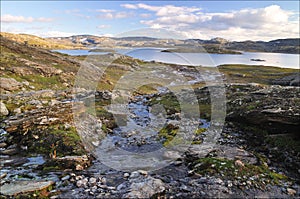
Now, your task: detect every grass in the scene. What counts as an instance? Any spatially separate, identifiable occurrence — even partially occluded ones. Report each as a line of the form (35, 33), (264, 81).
(218, 64), (298, 85)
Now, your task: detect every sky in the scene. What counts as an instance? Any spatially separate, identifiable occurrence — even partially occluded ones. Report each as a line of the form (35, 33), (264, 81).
(1, 1), (299, 41)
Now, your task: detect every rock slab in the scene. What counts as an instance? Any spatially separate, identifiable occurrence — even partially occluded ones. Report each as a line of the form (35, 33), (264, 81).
(0, 180), (54, 196)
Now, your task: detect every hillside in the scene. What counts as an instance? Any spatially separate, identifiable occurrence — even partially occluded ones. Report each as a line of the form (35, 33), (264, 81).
(50, 34), (300, 54)
(0, 35), (80, 92)
(0, 32), (84, 49)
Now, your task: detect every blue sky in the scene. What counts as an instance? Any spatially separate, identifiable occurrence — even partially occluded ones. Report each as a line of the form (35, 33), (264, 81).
(1, 1), (299, 41)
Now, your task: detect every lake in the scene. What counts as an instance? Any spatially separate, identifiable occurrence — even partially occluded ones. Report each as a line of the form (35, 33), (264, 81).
(53, 48), (300, 69)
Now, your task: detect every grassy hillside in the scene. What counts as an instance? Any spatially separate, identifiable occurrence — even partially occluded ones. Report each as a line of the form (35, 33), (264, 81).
(0, 32), (84, 49)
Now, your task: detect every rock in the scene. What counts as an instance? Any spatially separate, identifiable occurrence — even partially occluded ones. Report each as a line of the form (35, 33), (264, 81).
(130, 171), (140, 179)
(0, 172), (7, 179)
(0, 181), (54, 196)
(89, 177), (97, 186)
(76, 180), (85, 188)
(138, 170), (148, 176)
(124, 173), (130, 178)
(0, 148), (18, 155)
(287, 188), (296, 196)
(0, 142), (7, 148)
(0, 102), (9, 116)
(123, 176), (165, 198)
(13, 108), (22, 114)
(2, 157), (28, 166)
(272, 73), (300, 87)
(0, 77), (23, 91)
(234, 160), (244, 168)
(61, 175), (70, 181)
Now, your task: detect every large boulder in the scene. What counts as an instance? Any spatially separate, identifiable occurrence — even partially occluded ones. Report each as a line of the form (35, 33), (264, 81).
(0, 77), (23, 91)
(0, 181), (54, 196)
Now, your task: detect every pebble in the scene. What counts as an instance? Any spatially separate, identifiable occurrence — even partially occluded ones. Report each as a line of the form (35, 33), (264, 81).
(123, 173), (130, 178)
(138, 170), (148, 176)
(130, 171), (140, 179)
(287, 188), (296, 196)
(61, 175), (70, 181)
(89, 177), (97, 186)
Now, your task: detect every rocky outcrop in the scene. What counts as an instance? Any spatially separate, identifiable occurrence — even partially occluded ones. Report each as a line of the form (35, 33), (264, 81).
(0, 180), (54, 196)
(0, 77), (23, 91)
(225, 84), (300, 134)
(271, 73), (300, 87)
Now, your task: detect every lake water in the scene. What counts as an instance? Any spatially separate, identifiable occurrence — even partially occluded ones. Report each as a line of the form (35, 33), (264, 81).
(53, 48), (299, 69)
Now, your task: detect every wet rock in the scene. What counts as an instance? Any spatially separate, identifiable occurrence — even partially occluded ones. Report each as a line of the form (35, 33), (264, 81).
(2, 157), (28, 166)
(61, 175), (70, 181)
(0, 101), (9, 116)
(0, 180), (54, 196)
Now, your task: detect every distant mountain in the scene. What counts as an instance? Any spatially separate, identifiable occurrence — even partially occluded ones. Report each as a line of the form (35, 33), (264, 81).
(1, 32), (299, 54)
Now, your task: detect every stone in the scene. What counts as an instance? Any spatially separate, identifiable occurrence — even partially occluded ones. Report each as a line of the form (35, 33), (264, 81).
(0, 142), (7, 148)
(13, 108), (22, 114)
(138, 170), (148, 176)
(0, 102), (9, 116)
(234, 160), (244, 168)
(89, 177), (97, 186)
(287, 188), (296, 196)
(0, 181), (54, 196)
(61, 175), (70, 181)
(0, 77), (23, 91)
(124, 173), (130, 178)
(123, 177), (165, 198)
(130, 171), (140, 179)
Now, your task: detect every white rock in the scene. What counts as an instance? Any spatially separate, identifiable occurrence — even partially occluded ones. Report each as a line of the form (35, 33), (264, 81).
(0, 102), (9, 116)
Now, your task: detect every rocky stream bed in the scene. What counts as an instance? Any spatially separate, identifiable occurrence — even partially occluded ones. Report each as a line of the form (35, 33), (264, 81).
(0, 83), (299, 198)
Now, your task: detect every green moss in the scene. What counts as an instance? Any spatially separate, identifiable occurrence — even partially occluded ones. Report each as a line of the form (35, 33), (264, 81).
(158, 124), (179, 147)
(195, 128), (207, 135)
(193, 157), (288, 185)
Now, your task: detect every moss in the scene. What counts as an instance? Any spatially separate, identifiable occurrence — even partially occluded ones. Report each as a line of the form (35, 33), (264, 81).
(193, 157), (288, 185)
(27, 125), (85, 157)
(195, 128), (207, 135)
(158, 124), (179, 147)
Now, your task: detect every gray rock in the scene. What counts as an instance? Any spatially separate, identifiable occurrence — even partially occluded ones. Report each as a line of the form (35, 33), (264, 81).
(61, 175), (70, 181)
(0, 181), (54, 196)
(0, 102), (9, 116)
(89, 177), (97, 186)
(123, 176), (165, 198)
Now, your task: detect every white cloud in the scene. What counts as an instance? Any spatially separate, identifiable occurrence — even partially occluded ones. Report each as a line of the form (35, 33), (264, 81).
(96, 9), (115, 13)
(97, 24), (111, 29)
(121, 4), (138, 9)
(98, 11), (134, 19)
(140, 13), (151, 18)
(128, 4), (299, 41)
(1, 14), (54, 23)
